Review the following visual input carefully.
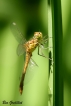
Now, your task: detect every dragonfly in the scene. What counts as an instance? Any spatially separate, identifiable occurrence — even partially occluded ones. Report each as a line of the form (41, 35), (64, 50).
(11, 22), (51, 95)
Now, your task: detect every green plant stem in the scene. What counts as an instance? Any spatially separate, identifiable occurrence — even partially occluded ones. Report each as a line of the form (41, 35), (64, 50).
(51, 0), (63, 106)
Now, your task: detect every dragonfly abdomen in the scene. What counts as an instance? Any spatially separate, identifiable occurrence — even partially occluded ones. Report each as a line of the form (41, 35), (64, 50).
(19, 53), (31, 94)
(24, 53), (31, 74)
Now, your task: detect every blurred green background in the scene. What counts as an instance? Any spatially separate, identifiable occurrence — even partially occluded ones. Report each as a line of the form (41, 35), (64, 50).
(0, 0), (71, 106)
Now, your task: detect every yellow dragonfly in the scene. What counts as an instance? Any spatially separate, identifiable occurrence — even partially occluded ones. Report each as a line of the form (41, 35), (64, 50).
(11, 22), (50, 94)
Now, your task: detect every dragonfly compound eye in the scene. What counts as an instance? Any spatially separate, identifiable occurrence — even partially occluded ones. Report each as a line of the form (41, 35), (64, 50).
(34, 32), (42, 39)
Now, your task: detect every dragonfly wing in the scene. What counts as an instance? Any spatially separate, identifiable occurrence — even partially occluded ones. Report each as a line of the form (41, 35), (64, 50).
(24, 58), (38, 84)
(39, 36), (50, 49)
(41, 35), (53, 48)
(10, 22), (26, 43)
(41, 35), (48, 44)
(17, 44), (25, 56)
(29, 58), (38, 67)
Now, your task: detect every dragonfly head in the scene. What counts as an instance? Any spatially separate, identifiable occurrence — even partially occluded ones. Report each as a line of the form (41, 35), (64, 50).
(34, 32), (42, 41)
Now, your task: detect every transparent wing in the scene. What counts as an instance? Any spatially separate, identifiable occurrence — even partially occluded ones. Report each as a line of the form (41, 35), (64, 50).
(40, 35), (53, 49)
(41, 35), (48, 44)
(19, 58), (38, 85)
(17, 43), (25, 56)
(42, 35), (52, 43)
(29, 58), (38, 67)
(10, 22), (27, 56)
(10, 22), (26, 43)
(40, 35), (49, 49)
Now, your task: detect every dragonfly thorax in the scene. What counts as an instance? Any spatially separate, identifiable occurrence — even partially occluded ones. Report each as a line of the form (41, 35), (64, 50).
(33, 32), (42, 41)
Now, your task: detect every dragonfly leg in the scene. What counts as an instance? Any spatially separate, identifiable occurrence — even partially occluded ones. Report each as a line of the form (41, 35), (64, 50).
(38, 46), (54, 62)
(40, 43), (53, 49)
(38, 46), (47, 58)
